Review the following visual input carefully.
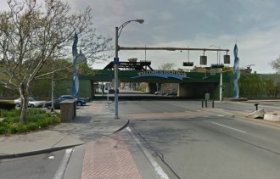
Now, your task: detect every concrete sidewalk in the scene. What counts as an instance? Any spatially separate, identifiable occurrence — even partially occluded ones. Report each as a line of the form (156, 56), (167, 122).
(0, 101), (128, 159)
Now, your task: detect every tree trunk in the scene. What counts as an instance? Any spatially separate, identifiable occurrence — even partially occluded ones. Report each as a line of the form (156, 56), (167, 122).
(19, 82), (29, 123)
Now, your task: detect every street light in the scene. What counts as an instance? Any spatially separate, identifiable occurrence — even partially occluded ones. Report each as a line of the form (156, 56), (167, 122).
(210, 45), (224, 102)
(114, 19), (144, 119)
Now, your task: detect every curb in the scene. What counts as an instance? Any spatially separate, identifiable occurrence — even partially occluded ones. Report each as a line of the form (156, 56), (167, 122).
(0, 144), (83, 160)
(113, 120), (130, 134)
(241, 116), (280, 128)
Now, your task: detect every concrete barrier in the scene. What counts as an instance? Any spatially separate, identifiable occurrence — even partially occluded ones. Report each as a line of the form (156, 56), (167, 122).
(247, 109), (265, 119)
(60, 100), (76, 122)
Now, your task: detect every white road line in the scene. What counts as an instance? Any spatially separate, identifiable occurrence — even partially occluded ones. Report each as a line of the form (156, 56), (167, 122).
(127, 127), (170, 179)
(211, 122), (247, 134)
(53, 148), (73, 179)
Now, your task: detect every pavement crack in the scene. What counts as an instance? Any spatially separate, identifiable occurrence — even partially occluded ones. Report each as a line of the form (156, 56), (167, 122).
(51, 135), (65, 149)
(130, 125), (182, 179)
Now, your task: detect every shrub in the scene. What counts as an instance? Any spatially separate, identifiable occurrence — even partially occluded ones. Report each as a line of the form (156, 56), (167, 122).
(0, 100), (16, 110)
(15, 123), (28, 133)
(38, 119), (49, 128)
(8, 123), (18, 134)
(0, 109), (60, 135)
(26, 122), (40, 131)
(0, 109), (20, 118)
(0, 126), (7, 134)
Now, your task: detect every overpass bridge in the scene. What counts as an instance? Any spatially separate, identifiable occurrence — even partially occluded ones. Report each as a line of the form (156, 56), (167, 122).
(80, 66), (232, 100)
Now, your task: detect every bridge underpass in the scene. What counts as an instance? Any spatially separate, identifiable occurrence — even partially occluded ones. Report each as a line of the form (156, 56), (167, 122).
(81, 68), (231, 100)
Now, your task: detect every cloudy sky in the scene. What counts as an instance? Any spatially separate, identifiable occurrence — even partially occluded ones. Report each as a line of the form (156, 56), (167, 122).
(1, 0), (280, 73)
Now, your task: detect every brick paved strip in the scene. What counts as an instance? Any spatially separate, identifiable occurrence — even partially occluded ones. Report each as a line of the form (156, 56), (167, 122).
(81, 135), (142, 179)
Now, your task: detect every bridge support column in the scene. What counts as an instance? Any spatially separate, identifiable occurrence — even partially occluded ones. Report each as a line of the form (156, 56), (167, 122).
(146, 83), (157, 93)
(90, 80), (96, 99)
(178, 83), (193, 97)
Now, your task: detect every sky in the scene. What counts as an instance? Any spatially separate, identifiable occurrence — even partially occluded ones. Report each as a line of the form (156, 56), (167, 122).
(1, 0), (280, 73)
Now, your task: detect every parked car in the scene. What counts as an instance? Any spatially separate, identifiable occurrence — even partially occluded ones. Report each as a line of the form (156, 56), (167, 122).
(59, 95), (86, 106)
(59, 95), (76, 102)
(14, 98), (21, 105)
(154, 91), (165, 95)
(76, 97), (87, 106)
(108, 89), (119, 94)
(154, 91), (160, 95)
(14, 97), (46, 107)
(44, 99), (61, 109)
(44, 95), (87, 109)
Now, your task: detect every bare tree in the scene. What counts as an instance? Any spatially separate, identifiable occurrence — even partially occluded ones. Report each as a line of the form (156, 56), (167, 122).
(0, 0), (110, 123)
(271, 56), (280, 73)
(158, 63), (176, 71)
(77, 29), (112, 65)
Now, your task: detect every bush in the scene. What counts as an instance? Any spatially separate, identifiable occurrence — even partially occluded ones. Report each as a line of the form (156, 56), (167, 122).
(0, 126), (7, 134)
(0, 100), (16, 110)
(37, 119), (46, 128)
(0, 109), (60, 135)
(8, 123), (18, 134)
(26, 122), (40, 131)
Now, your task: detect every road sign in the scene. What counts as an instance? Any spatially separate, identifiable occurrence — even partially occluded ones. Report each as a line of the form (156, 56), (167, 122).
(114, 57), (120, 65)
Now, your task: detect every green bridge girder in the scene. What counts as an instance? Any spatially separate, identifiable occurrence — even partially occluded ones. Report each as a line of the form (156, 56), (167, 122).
(80, 70), (231, 83)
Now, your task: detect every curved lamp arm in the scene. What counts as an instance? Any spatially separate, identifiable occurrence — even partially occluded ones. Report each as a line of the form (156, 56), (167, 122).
(117, 19), (144, 38)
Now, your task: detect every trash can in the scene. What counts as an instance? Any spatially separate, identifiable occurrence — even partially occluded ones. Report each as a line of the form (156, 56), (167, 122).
(60, 100), (76, 122)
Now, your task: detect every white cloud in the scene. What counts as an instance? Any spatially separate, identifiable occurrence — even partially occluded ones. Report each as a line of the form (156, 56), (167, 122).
(1, 0), (279, 73)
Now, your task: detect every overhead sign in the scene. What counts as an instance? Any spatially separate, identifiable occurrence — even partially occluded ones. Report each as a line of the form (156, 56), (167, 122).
(131, 71), (189, 80)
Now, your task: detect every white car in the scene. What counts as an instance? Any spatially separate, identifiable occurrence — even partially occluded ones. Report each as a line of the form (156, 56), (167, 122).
(14, 97), (46, 108)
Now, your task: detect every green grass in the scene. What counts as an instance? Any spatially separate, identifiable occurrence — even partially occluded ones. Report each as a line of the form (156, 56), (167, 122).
(0, 109), (61, 135)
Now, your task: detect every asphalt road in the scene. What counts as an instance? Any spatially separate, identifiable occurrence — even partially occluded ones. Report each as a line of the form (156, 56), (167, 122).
(119, 100), (280, 179)
(0, 150), (65, 179)
(1, 99), (280, 179)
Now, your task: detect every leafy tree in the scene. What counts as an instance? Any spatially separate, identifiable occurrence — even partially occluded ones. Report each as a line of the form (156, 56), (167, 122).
(0, 0), (111, 123)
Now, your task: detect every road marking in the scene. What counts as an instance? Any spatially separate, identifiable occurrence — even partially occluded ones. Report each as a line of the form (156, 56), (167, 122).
(211, 122), (247, 134)
(48, 155), (55, 160)
(53, 148), (73, 179)
(127, 127), (170, 179)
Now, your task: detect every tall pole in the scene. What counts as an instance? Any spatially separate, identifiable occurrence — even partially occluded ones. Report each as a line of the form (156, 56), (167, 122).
(114, 26), (119, 119)
(219, 69), (223, 102)
(113, 19), (144, 119)
(51, 72), (55, 112)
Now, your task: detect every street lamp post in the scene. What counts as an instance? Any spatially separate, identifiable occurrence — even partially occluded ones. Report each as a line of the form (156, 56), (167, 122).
(210, 45), (224, 102)
(219, 68), (223, 102)
(114, 19), (144, 119)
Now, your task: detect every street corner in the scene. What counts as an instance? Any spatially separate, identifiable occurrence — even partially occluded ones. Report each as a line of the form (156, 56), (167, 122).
(112, 119), (130, 133)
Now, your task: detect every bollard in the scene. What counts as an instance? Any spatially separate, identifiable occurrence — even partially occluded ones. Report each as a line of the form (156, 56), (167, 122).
(212, 100), (215, 108)
(205, 100), (208, 108)
(202, 100), (204, 108)
(254, 103), (259, 110)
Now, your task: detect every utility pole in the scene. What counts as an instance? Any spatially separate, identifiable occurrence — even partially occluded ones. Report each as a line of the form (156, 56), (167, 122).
(51, 72), (55, 112)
